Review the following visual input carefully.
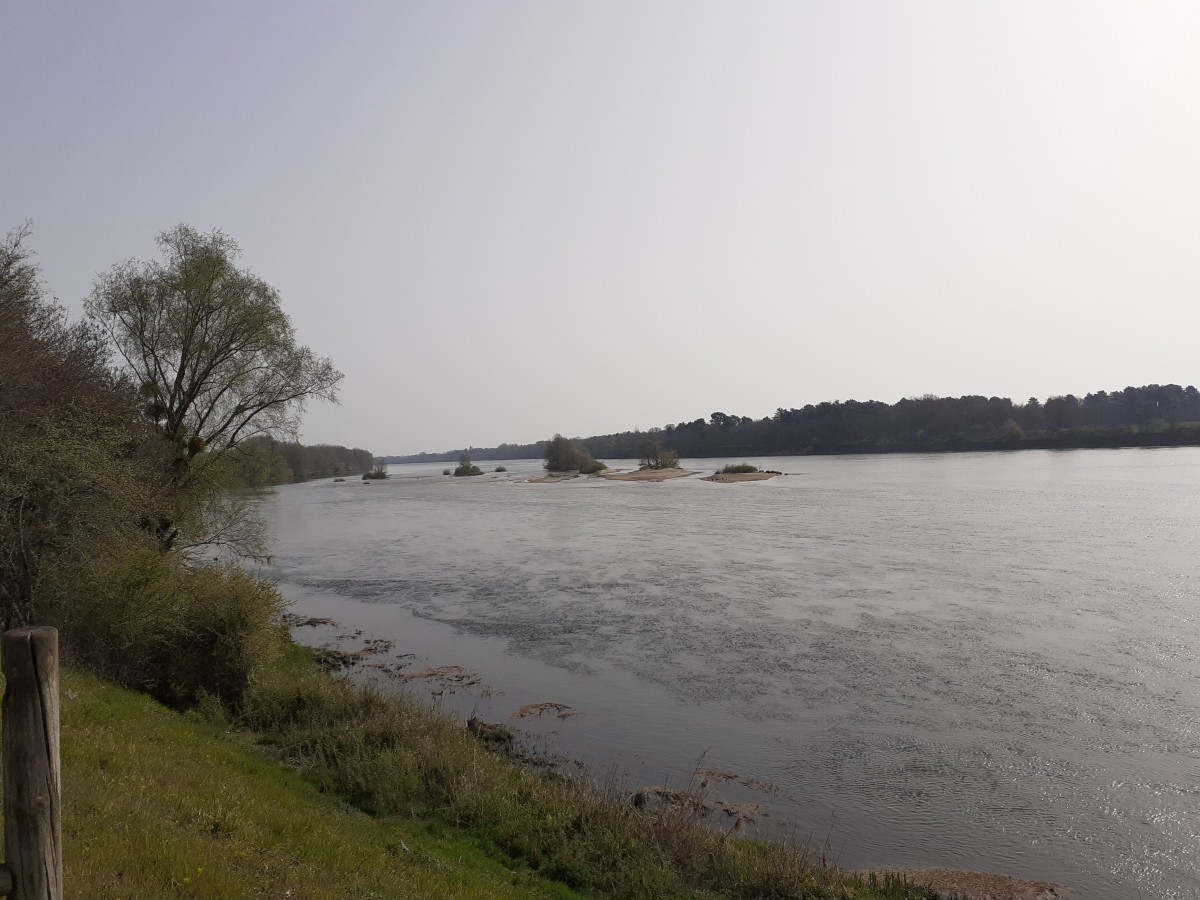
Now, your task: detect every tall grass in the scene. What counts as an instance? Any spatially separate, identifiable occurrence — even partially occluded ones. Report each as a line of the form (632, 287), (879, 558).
(238, 649), (943, 899)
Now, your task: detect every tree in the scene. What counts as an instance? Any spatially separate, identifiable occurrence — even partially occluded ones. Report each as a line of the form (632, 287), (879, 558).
(454, 453), (482, 477)
(1, 224), (166, 627)
(543, 434), (604, 474)
(85, 225), (343, 488)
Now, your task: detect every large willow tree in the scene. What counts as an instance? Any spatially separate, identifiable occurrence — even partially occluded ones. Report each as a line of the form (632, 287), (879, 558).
(86, 225), (343, 553)
(86, 225), (343, 485)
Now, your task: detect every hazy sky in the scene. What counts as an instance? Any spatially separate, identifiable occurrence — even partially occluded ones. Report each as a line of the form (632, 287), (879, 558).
(6, 3), (1200, 454)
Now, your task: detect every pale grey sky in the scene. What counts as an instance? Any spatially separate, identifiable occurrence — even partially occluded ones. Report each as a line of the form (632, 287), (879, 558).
(5, 2), (1200, 455)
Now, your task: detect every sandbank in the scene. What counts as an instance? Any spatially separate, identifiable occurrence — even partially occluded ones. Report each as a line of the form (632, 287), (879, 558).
(702, 472), (780, 483)
(602, 468), (696, 482)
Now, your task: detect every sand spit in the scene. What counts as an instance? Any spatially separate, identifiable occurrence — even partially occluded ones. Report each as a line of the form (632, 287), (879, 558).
(602, 468), (696, 482)
(702, 471), (781, 483)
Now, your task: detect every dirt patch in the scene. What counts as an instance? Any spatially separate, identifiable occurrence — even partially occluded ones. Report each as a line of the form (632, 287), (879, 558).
(466, 717), (516, 753)
(284, 614), (337, 628)
(631, 787), (714, 815)
(311, 638), (396, 672)
(400, 664), (483, 687)
(513, 702), (578, 720)
(694, 769), (779, 794)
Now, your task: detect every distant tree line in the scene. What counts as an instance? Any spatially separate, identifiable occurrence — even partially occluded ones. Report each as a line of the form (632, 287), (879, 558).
(387, 384), (1200, 463)
(231, 436), (374, 487)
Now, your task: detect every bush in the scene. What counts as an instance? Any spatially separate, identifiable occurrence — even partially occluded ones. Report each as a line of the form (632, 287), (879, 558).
(360, 460), (388, 482)
(721, 463), (759, 474)
(543, 434), (604, 473)
(454, 453), (482, 477)
(442, 469), (451, 475)
(63, 550), (286, 709)
(495, 465), (507, 472)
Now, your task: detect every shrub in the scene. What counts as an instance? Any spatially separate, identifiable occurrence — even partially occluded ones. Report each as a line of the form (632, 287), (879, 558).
(454, 453), (482, 477)
(63, 550), (286, 709)
(721, 463), (760, 474)
(543, 434), (604, 473)
(578, 458), (606, 475)
(495, 465), (507, 472)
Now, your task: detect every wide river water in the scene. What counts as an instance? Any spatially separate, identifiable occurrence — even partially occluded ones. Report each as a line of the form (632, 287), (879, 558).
(260, 449), (1200, 899)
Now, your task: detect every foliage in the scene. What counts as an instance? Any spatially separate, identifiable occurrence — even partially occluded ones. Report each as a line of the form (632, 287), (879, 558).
(0, 224), (168, 628)
(362, 460), (389, 480)
(61, 550), (286, 709)
(639, 429), (681, 470)
(228, 436), (375, 487)
(86, 225), (343, 479)
(454, 453), (482, 476)
(495, 465), (507, 472)
(543, 434), (604, 473)
(721, 463), (760, 474)
(443, 469), (452, 475)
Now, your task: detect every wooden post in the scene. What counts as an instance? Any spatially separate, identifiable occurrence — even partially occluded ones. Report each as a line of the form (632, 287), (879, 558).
(2, 627), (62, 899)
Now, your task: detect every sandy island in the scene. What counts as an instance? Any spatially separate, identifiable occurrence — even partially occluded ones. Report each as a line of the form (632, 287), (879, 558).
(602, 468), (696, 482)
(702, 471), (781, 483)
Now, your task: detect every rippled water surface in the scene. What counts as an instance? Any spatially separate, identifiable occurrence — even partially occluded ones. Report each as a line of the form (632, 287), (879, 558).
(261, 449), (1200, 899)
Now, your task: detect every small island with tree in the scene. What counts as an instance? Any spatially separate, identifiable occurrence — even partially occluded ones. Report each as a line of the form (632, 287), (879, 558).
(703, 463), (783, 483)
(361, 460), (389, 480)
(603, 428), (696, 481)
(526, 434), (606, 482)
(453, 453), (482, 476)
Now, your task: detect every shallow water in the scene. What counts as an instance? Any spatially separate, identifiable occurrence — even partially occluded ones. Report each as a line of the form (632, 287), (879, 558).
(260, 449), (1200, 899)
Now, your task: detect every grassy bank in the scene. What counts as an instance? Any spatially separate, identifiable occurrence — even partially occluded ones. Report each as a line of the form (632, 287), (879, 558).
(54, 670), (573, 899)
(25, 650), (943, 899)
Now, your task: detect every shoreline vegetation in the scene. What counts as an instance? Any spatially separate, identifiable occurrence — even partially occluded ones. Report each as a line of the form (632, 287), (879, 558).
(41, 625), (1056, 900)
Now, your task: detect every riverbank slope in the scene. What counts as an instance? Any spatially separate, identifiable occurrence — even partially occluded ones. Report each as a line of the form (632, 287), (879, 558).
(41, 659), (945, 899)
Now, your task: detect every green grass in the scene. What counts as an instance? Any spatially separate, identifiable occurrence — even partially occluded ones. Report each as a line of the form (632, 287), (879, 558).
(18, 657), (943, 899)
(720, 464), (760, 474)
(52, 671), (576, 899)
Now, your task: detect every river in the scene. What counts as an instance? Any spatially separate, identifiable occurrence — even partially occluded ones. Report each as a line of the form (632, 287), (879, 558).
(259, 448), (1200, 899)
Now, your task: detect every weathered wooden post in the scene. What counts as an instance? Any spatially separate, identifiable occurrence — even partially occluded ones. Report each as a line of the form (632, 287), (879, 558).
(1, 627), (62, 899)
